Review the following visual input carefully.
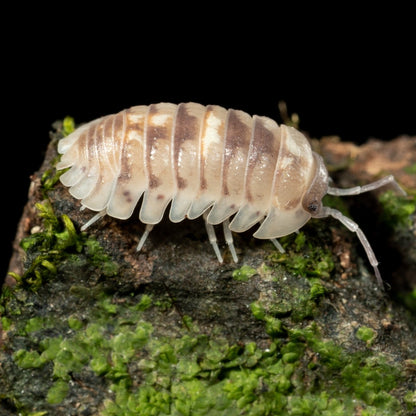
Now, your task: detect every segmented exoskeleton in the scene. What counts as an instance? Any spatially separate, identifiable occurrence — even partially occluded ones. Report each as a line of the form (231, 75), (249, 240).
(57, 102), (405, 286)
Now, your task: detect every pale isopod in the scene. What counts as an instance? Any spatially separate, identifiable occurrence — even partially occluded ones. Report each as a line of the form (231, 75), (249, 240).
(56, 102), (406, 286)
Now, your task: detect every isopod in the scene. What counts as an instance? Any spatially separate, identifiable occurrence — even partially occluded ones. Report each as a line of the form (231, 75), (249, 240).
(56, 102), (405, 286)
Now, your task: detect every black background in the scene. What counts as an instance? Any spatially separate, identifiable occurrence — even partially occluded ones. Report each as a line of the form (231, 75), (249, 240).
(2, 9), (415, 284)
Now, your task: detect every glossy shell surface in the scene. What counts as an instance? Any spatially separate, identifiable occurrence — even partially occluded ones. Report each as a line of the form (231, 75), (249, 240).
(57, 102), (316, 239)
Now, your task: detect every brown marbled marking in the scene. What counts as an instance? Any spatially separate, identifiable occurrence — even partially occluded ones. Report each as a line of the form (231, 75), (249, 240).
(125, 122), (144, 136)
(103, 113), (114, 140)
(104, 114), (120, 173)
(146, 104), (170, 189)
(125, 107), (145, 136)
(94, 115), (112, 171)
(177, 177), (187, 189)
(222, 109), (252, 196)
(116, 112), (132, 183)
(200, 176), (207, 190)
(149, 173), (160, 188)
(87, 121), (99, 162)
(174, 104), (200, 143)
(244, 116), (279, 202)
(113, 111), (124, 141)
(76, 130), (89, 169)
(198, 105), (227, 196)
(173, 103), (203, 190)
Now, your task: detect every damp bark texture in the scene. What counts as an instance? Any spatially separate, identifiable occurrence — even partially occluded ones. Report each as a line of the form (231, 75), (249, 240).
(1, 123), (415, 416)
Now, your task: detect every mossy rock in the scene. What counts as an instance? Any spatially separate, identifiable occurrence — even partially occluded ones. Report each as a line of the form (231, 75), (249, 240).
(1, 121), (415, 415)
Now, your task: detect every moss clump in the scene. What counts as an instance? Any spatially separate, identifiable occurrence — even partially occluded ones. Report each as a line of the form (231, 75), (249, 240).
(40, 165), (66, 195)
(404, 390), (416, 413)
(38, 117), (74, 195)
(404, 162), (416, 175)
(356, 326), (377, 346)
(232, 265), (257, 282)
(378, 190), (416, 230)
(401, 287), (416, 314)
(62, 116), (75, 136)
(9, 199), (118, 290)
(46, 380), (70, 405)
(7, 286), (405, 415)
(5, 257), (407, 415)
(253, 307), (403, 415)
(268, 231), (335, 279)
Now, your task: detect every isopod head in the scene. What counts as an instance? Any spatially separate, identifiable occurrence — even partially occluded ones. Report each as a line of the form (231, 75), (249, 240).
(253, 125), (321, 240)
(301, 153), (330, 218)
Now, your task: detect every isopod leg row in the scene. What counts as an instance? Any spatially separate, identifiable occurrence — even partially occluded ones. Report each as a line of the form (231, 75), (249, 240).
(132, 212), (240, 263)
(78, 174), (405, 282)
(133, 212), (284, 264)
(78, 207), (245, 263)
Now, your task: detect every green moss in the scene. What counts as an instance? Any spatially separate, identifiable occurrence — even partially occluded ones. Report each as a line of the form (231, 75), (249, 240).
(83, 239), (119, 277)
(404, 390), (416, 412)
(1, 315), (12, 330)
(62, 116), (75, 136)
(24, 317), (46, 333)
(404, 162), (416, 174)
(46, 380), (69, 404)
(251, 264), (326, 325)
(356, 326), (377, 346)
(37, 117), (73, 196)
(13, 349), (45, 369)
(269, 231), (335, 279)
(309, 278), (327, 299)
(250, 301), (266, 320)
(322, 193), (351, 217)
(378, 190), (416, 229)
(67, 315), (83, 330)
(7, 279), (406, 415)
(40, 167), (65, 195)
(11, 199), (118, 290)
(401, 287), (416, 313)
(249, 290), (403, 415)
(232, 265), (257, 282)
(39, 337), (62, 361)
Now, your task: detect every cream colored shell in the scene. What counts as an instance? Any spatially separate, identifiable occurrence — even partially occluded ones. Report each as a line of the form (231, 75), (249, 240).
(57, 102), (316, 239)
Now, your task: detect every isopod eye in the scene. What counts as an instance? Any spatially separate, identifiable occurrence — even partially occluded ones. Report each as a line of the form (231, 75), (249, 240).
(307, 201), (319, 213)
(302, 153), (329, 217)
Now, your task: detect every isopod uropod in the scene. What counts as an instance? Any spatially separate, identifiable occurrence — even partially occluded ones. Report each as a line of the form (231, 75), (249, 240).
(56, 102), (405, 286)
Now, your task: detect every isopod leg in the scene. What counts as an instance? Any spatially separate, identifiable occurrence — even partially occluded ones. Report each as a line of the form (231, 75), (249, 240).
(203, 213), (223, 263)
(327, 174), (406, 197)
(319, 207), (383, 288)
(80, 210), (106, 231)
(270, 238), (285, 253)
(222, 219), (238, 263)
(136, 224), (154, 252)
